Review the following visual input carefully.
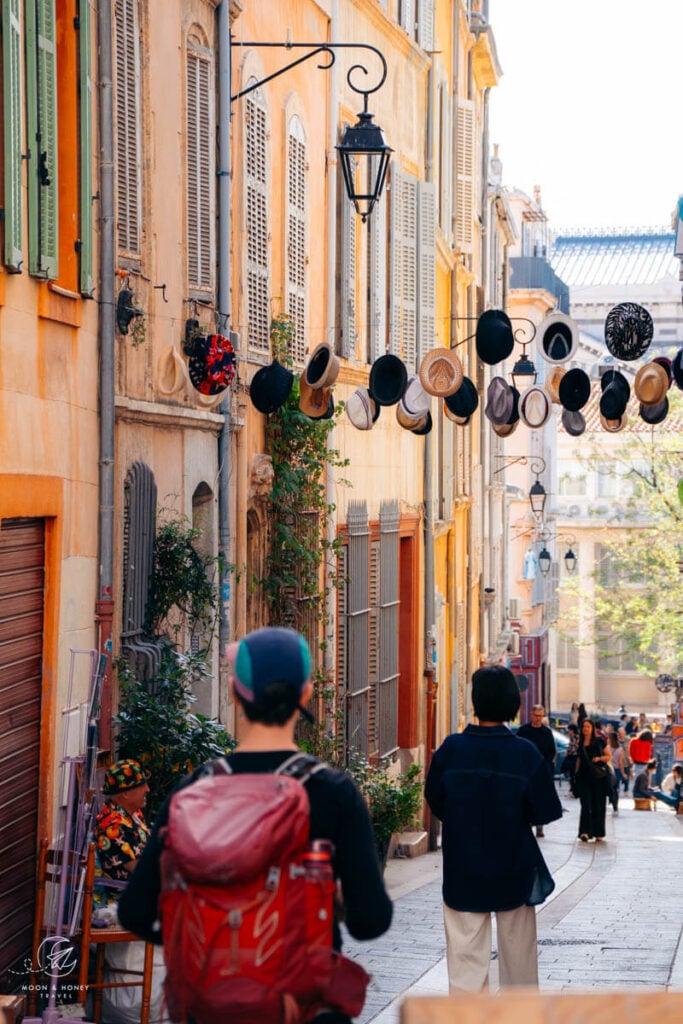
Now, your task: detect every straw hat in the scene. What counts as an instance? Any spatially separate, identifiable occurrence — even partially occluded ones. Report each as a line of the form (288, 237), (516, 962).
(299, 374), (333, 419)
(519, 386), (552, 429)
(158, 345), (190, 397)
(304, 343), (340, 390)
(545, 366), (566, 405)
(418, 347), (463, 398)
(600, 412), (627, 433)
(346, 387), (378, 430)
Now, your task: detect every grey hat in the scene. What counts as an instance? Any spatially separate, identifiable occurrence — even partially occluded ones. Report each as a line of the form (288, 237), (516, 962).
(485, 376), (514, 425)
(561, 408), (586, 436)
(346, 386), (378, 430)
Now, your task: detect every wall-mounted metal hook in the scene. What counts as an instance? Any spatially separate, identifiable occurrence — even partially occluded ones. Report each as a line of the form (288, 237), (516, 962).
(154, 284), (168, 303)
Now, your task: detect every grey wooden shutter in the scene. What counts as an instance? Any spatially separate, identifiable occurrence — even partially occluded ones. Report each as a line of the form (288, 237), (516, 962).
(379, 500), (400, 759)
(245, 85), (270, 357)
(286, 116), (307, 367)
(346, 501), (369, 758)
(78, 0), (93, 294)
(368, 160), (387, 363)
(456, 98), (475, 254)
(368, 538), (380, 757)
(417, 180), (435, 366)
(340, 159), (357, 360)
(186, 45), (214, 291)
(418, 0), (435, 51)
(115, 0), (142, 257)
(336, 544), (348, 758)
(25, 0), (58, 278)
(2, 0), (23, 271)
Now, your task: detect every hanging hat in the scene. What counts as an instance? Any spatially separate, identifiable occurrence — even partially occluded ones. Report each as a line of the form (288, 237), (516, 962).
(250, 359), (294, 414)
(397, 374), (431, 425)
(346, 386), (378, 430)
(634, 362), (669, 406)
(561, 408), (586, 437)
(604, 303), (654, 361)
(476, 309), (514, 366)
(304, 343), (340, 390)
(102, 759), (150, 796)
(672, 348), (683, 390)
(299, 374), (333, 419)
(545, 366), (566, 405)
(506, 386), (521, 425)
(418, 347), (464, 398)
(538, 311), (579, 364)
(188, 333), (237, 395)
(491, 419), (519, 438)
(639, 398), (669, 425)
(558, 367), (591, 411)
(404, 410), (433, 436)
(600, 411), (627, 433)
(157, 345), (190, 397)
(599, 369), (630, 420)
(443, 376), (478, 420)
(368, 354), (408, 406)
(444, 410), (471, 426)
(485, 376), (514, 425)
(652, 356), (673, 388)
(519, 386), (552, 429)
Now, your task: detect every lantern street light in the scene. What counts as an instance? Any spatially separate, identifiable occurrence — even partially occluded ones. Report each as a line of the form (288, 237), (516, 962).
(528, 458), (548, 521)
(564, 545), (578, 575)
(231, 41), (390, 224)
(511, 351), (537, 391)
(538, 546), (552, 575)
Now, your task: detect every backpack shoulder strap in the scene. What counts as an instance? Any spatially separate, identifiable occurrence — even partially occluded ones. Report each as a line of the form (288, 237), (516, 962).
(275, 752), (327, 785)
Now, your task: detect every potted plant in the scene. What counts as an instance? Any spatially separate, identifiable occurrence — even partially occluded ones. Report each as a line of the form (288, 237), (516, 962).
(345, 752), (423, 868)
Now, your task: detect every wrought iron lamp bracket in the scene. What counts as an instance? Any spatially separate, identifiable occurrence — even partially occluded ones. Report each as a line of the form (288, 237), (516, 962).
(493, 455), (546, 477)
(449, 316), (537, 350)
(230, 40), (388, 108)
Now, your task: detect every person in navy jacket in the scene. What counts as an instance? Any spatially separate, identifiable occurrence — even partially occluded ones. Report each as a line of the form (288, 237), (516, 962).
(425, 665), (562, 993)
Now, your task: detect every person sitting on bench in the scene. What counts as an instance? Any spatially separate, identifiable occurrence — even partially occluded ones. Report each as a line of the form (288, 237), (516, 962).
(634, 760), (682, 809)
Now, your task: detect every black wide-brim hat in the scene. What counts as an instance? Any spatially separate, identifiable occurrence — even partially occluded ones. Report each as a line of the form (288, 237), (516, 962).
(476, 309), (514, 366)
(639, 397), (669, 425)
(561, 408), (586, 437)
(672, 347), (683, 390)
(369, 354), (408, 406)
(604, 302), (654, 361)
(559, 367), (591, 411)
(250, 359), (294, 414)
(599, 369), (630, 420)
(444, 376), (478, 418)
(506, 386), (521, 425)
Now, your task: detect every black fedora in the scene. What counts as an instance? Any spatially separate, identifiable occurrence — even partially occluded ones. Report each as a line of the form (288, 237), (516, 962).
(444, 376), (478, 419)
(559, 367), (591, 412)
(599, 369), (630, 420)
(369, 353), (408, 406)
(604, 302), (653, 361)
(476, 309), (514, 366)
(639, 397), (669, 425)
(249, 359), (294, 414)
(672, 347), (683, 390)
(561, 408), (586, 437)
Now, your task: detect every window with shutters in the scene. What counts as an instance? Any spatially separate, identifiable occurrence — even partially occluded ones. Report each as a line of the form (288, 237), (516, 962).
(2, 0), (23, 271)
(389, 165), (417, 370)
(417, 181), (435, 366)
(456, 98), (475, 254)
(438, 80), (452, 240)
(286, 116), (307, 367)
(25, 0), (58, 278)
(186, 34), (215, 293)
(245, 82), (270, 358)
(557, 634), (580, 671)
(78, 0), (94, 294)
(115, 0), (142, 260)
(399, 0), (416, 39)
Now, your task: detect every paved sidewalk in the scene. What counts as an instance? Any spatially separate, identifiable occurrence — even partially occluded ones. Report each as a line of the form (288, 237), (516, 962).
(342, 783), (683, 1022)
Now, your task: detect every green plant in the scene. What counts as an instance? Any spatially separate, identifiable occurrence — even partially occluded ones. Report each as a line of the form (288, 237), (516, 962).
(129, 314), (146, 348)
(345, 752), (423, 864)
(145, 513), (219, 639)
(114, 647), (235, 820)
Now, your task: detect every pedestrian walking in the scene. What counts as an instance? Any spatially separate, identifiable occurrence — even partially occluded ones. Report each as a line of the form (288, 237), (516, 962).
(607, 732), (623, 812)
(517, 704), (557, 837)
(425, 665), (562, 993)
(574, 718), (610, 842)
(616, 725), (632, 792)
(118, 626), (392, 1023)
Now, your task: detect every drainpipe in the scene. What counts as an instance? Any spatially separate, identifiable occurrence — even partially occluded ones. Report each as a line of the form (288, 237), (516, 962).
(95, 0), (116, 752)
(324, 0), (339, 721)
(448, 3), (460, 731)
(217, 3), (232, 687)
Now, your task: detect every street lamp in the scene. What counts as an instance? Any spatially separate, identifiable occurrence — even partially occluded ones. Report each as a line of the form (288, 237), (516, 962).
(538, 546), (552, 575)
(528, 458), (548, 521)
(511, 350), (537, 391)
(564, 545), (578, 575)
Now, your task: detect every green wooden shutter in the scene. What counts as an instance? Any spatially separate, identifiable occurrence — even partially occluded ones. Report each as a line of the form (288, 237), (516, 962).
(25, 0), (59, 278)
(2, 0), (23, 271)
(79, 0), (93, 294)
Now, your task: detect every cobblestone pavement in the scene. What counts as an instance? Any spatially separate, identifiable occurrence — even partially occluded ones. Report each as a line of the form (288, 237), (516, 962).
(342, 783), (683, 1022)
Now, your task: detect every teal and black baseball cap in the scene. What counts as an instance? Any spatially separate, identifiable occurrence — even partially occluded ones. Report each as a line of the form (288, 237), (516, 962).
(228, 627), (314, 721)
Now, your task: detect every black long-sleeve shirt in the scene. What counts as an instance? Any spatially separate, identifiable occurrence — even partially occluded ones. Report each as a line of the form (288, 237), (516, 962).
(517, 722), (557, 767)
(117, 749), (393, 950)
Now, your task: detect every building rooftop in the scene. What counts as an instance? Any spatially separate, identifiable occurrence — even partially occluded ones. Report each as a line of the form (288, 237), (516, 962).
(550, 228), (678, 288)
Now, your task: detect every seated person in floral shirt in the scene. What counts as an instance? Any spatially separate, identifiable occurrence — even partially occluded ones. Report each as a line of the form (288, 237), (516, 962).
(94, 759), (151, 908)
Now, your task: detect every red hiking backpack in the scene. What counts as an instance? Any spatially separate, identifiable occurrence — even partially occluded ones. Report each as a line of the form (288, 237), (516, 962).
(159, 753), (370, 1024)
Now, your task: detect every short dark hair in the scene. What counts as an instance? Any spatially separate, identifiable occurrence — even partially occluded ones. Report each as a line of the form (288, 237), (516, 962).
(236, 679), (301, 725)
(471, 665), (520, 722)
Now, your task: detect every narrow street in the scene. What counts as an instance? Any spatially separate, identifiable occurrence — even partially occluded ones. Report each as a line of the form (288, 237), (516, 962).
(343, 781), (683, 1022)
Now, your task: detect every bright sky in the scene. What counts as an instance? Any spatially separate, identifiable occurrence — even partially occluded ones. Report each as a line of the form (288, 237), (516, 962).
(488, 0), (683, 232)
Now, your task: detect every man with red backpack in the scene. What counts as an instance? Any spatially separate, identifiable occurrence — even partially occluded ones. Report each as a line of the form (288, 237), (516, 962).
(118, 626), (392, 1024)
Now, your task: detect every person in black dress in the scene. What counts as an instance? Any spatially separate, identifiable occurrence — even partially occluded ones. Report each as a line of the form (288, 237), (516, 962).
(574, 718), (610, 842)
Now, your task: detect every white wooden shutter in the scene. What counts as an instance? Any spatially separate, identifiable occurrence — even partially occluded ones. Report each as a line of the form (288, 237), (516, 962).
(186, 46), (214, 291)
(340, 160), (357, 360)
(25, 0), (58, 278)
(401, 0), (416, 37)
(286, 116), (307, 367)
(3, 0), (23, 271)
(79, 0), (93, 294)
(456, 98), (475, 254)
(115, 0), (142, 257)
(439, 81), (452, 240)
(418, 0), (435, 52)
(368, 159), (387, 363)
(245, 86), (270, 357)
(417, 181), (435, 366)
(390, 171), (417, 369)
